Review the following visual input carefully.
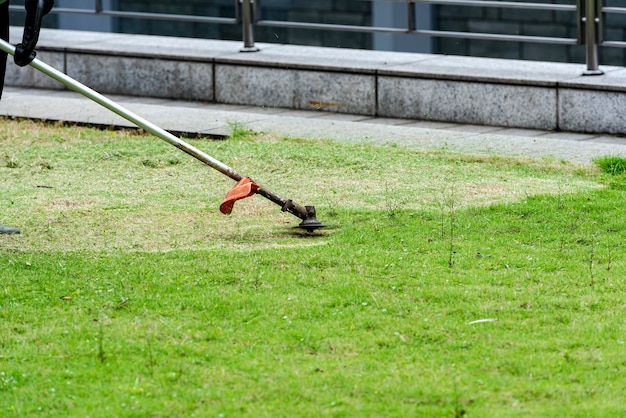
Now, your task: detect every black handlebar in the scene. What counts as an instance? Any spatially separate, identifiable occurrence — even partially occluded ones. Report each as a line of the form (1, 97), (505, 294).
(14, 0), (54, 66)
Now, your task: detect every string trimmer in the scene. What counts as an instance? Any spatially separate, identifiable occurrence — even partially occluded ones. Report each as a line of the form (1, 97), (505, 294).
(0, 38), (325, 232)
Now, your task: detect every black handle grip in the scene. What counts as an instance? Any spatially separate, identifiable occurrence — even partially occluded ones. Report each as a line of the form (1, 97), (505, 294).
(14, 0), (54, 67)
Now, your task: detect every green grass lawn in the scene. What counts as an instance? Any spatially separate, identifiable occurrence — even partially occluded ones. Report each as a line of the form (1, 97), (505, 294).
(1, 119), (625, 417)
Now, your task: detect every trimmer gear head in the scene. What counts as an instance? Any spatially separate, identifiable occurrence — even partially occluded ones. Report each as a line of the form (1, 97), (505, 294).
(296, 206), (327, 233)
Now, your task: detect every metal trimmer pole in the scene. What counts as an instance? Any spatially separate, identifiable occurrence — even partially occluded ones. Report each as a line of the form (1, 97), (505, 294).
(0, 38), (319, 227)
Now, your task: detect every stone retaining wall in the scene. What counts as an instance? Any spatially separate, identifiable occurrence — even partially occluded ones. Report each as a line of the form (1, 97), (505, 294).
(5, 28), (626, 134)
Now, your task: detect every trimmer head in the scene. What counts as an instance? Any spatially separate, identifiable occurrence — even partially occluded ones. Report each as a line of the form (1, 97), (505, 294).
(296, 205), (327, 233)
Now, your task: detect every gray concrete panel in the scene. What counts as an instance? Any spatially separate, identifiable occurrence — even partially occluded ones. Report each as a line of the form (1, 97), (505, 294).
(215, 65), (296, 108)
(216, 65), (375, 114)
(65, 54), (213, 101)
(378, 77), (557, 129)
(559, 89), (626, 134)
(294, 71), (375, 114)
(4, 51), (66, 90)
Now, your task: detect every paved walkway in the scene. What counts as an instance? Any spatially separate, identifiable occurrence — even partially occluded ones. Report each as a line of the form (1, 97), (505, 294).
(2, 86), (626, 165)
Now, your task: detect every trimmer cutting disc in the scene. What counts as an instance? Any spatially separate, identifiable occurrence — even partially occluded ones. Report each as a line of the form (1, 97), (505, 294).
(297, 219), (328, 233)
(294, 205), (327, 233)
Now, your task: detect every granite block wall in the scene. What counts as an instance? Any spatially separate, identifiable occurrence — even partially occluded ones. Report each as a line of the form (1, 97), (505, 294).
(377, 76), (557, 129)
(65, 53), (214, 100)
(215, 64), (376, 114)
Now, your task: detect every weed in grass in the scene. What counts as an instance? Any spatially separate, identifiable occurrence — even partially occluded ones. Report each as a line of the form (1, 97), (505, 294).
(453, 381), (469, 418)
(96, 318), (106, 364)
(324, 189), (340, 218)
(437, 186), (457, 268)
(228, 121), (256, 140)
(141, 158), (162, 168)
(145, 333), (156, 377)
(446, 196), (456, 268)
(3, 154), (19, 168)
(33, 157), (53, 170)
(593, 155), (626, 174)
(593, 156), (626, 191)
(383, 181), (409, 218)
(588, 233), (596, 285)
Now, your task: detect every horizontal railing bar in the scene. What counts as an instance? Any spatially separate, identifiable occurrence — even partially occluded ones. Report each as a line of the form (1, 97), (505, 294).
(601, 40), (626, 48)
(87, 10), (237, 25)
(415, 0), (576, 12)
(256, 20), (408, 34)
(8, 6), (238, 25)
(602, 7), (626, 14)
(257, 19), (579, 44)
(417, 29), (578, 44)
(257, 20), (578, 45)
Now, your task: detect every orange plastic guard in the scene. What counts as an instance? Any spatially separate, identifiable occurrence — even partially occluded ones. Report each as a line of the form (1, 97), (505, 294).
(219, 177), (260, 215)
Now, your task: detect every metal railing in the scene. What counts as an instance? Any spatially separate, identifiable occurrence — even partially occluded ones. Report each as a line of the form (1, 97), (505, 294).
(8, 0), (623, 75)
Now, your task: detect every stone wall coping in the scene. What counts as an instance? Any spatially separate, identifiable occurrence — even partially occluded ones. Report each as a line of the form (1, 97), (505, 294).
(11, 29), (253, 61)
(559, 68), (626, 93)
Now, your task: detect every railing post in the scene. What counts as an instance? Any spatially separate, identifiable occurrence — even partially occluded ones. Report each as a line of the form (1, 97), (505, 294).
(407, 0), (416, 33)
(95, 0), (103, 13)
(240, 0), (259, 52)
(582, 0), (603, 75)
